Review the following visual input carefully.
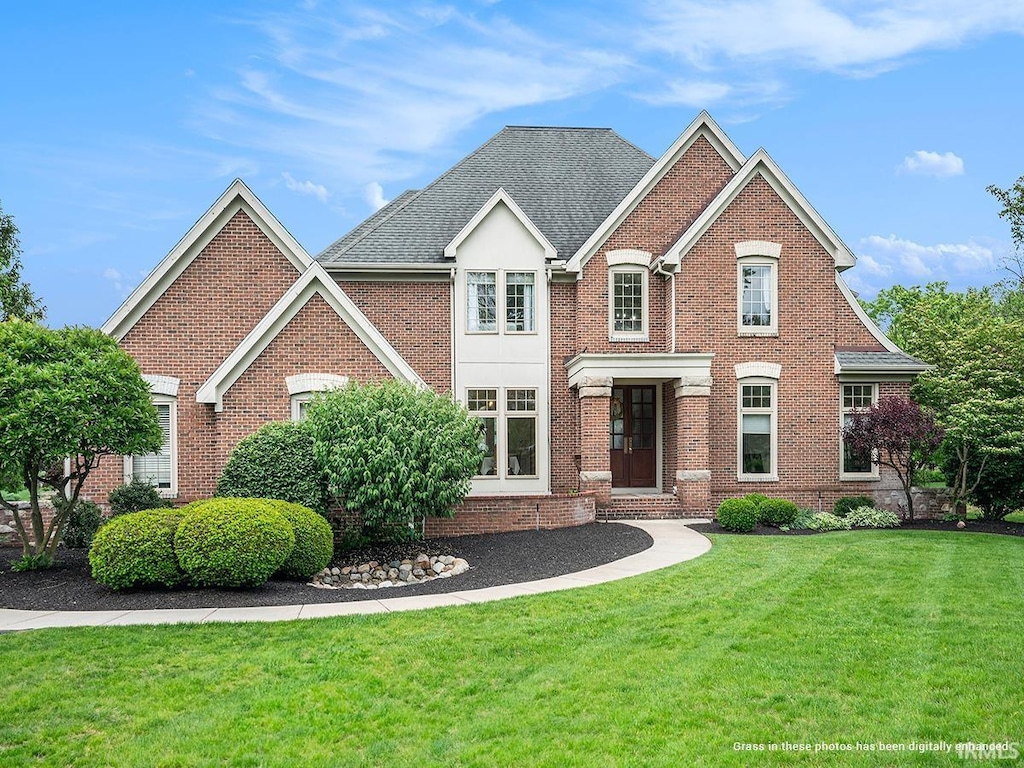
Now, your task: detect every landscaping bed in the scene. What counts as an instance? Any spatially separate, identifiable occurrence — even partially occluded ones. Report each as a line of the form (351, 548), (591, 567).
(690, 517), (1024, 537)
(0, 521), (652, 612)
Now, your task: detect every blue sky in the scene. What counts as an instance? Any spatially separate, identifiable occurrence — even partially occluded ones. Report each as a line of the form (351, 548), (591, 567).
(2, 0), (1022, 328)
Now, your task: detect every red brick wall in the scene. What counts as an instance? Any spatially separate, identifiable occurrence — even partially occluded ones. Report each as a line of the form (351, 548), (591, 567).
(550, 281), (579, 493)
(424, 494), (596, 536)
(339, 279), (451, 392)
(83, 208), (301, 506)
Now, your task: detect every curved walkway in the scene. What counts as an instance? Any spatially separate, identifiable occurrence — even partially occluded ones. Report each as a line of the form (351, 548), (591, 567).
(0, 520), (711, 632)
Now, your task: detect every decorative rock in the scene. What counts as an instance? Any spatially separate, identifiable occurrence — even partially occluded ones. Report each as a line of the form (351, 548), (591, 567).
(331, 567), (341, 576)
(341, 566), (353, 575)
(350, 573), (361, 582)
(412, 567), (425, 577)
(358, 564), (371, 574)
(390, 560), (401, 569)
(308, 551), (472, 590)
(373, 569), (387, 580)
(387, 568), (399, 580)
(442, 555), (454, 566)
(451, 558), (470, 575)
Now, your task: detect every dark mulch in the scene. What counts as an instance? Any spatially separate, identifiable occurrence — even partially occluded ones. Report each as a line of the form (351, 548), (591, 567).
(0, 522), (652, 612)
(689, 518), (1024, 537)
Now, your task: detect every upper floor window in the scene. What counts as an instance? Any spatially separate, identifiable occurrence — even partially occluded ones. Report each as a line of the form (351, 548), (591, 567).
(467, 270), (536, 334)
(608, 267), (649, 341)
(735, 242), (780, 336)
(841, 383), (878, 478)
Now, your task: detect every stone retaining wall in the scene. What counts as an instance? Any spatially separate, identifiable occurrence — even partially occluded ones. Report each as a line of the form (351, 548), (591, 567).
(0, 501), (56, 547)
(873, 487), (953, 520)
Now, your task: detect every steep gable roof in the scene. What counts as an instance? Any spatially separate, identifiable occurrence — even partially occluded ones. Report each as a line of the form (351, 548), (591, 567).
(658, 148), (857, 271)
(444, 187), (556, 259)
(317, 127), (654, 266)
(564, 111), (745, 274)
(102, 179), (312, 340)
(195, 263), (425, 411)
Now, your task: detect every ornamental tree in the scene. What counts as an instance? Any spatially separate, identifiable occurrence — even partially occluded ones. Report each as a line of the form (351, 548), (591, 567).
(843, 396), (944, 521)
(0, 321), (163, 566)
(0, 200), (45, 323)
(306, 381), (482, 540)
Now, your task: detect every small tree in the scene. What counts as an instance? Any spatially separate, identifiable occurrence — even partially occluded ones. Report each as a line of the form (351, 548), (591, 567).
(843, 396), (944, 521)
(0, 200), (45, 322)
(216, 420), (332, 515)
(306, 381), (482, 540)
(0, 321), (163, 566)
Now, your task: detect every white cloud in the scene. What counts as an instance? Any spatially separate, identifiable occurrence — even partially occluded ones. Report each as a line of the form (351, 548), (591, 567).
(103, 267), (122, 282)
(640, 80), (732, 106)
(102, 267), (134, 298)
(898, 150), (965, 177)
(857, 234), (996, 288)
(281, 171), (329, 202)
(364, 181), (389, 211)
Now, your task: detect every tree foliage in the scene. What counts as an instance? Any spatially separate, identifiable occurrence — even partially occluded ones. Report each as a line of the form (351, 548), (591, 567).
(0, 321), (163, 564)
(306, 381), (482, 540)
(988, 174), (1024, 280)
(844, 397), (944, 521)
(0, 200), (45, 322)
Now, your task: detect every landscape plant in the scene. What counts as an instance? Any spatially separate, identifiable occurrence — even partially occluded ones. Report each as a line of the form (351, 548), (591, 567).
(108, 479), (172, 516)
(263, 499), (334, 580)
(173, 498), (295, 587)
(0, 321), (163, 566)
(716, 498), (759, 532)
(846, 506), (901, 529)
(833, 495), (874, 518)
(306, 381), (482, 540)
(60, 499), (103, 549)
(88, 508), (186, 591)
(805, 511), (852, 532)
(216, 420), (332, 515)
(0, 199), (45, 322)
(757, 498), (799, 527)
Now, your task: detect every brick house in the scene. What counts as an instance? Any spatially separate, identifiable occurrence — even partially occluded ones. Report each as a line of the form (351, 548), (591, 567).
(87, 111), (926, 533)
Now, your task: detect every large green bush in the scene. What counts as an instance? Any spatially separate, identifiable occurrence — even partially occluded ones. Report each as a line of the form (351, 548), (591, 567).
(716, 498), (759, 532)
(216, 421), (332, 515)
(834, 496), (874, 518)
(61, 499), (103, 549)
(108, 479), (172, 516)
(89, 509), (185, 591)
(758, 498), (799, 527)
(307, 381), (481, 540)
(174, 498), (295, 587)
(263, 499), (334, 580)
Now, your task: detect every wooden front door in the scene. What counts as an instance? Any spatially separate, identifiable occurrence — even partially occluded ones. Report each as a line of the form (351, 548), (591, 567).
(609, 385), (657, 487)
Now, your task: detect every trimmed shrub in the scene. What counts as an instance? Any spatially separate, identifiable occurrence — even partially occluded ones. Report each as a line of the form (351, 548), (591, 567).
(109, 479), (172, 516)
(742, 493), (768, 520)
(716, 498), (759, 532)
(759, 498), (799, 527)
(263, 499), (334, 580)
(216, 421), (331, 515)
(174, 498), (295, 588)
(62, 499), (103, 549)
(307, 381), (482, 540)
(89, 509), (186, 590)
(834, 496), (874, 518)
(846, 506), (900, 529)
(807, 512), (852, 532)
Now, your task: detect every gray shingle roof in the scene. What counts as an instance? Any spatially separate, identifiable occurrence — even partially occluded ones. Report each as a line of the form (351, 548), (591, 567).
(835, 350), (930, 370)
(318, 127), (656, 265)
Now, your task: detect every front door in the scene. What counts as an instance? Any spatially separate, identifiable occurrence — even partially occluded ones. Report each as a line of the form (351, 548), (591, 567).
(610, 385), (656, 487)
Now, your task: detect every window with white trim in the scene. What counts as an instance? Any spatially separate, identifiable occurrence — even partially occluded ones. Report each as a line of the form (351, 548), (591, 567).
(292, 394), (313, 421)
(467, 271), (537, 334)
(467, 387), (537, 478)
(841, 383), (878, 477)
(738, 257), (778, 335)
(467, 271), (497, 332)
(505, 272), (535, 332)
(127, 395), (176, 496)
(738, 380), (777, 480)
(609, 267), (648, 340)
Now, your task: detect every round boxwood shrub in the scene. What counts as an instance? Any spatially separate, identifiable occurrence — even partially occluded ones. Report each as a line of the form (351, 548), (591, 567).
(108, 478), (172, 516)
(216, 421), (331, 515)
(758, 498), (800, 527)
(263, 499), (334, 580)
(89, 508), (186, 591)
(716, 498), (759, 532)
(174, 498), (295, 587)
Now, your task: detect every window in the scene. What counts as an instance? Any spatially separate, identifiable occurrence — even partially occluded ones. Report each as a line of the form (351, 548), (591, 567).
(841, 383), (878, 478)
(609, 267), (648, 340)
(467, 272), (497, 332)
(292, 394), (313, 421)
(127, 396), (176, 495)
(737, 257), (778, 335)
(467, 387), (537, 478)
(505, 272), (535, 332)
(738, 381), (777, 480)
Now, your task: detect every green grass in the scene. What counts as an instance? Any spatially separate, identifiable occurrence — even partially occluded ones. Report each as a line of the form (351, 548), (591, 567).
(2, 531), (1023, 766)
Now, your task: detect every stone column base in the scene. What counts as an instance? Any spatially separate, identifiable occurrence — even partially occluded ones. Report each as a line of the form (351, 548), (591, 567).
(579, 470), (612, 506)
(676, 470), (711, 515)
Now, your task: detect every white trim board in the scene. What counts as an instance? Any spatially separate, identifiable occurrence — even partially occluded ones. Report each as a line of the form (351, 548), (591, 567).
(196, 263), (426, 411)
(444, 187), (556, 260)
(658, 148), (857, 273)
(565, 111), (745, 275)
(102, 179), (313, 341)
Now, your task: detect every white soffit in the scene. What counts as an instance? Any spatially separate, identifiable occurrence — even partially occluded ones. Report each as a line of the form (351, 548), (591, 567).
(101, 179), (313, 341)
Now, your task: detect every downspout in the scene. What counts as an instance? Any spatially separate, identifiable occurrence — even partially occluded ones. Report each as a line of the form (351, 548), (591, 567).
(652, 258), (676, 353)
(450, 268), (457, 399)
(546, 267), (553, 494)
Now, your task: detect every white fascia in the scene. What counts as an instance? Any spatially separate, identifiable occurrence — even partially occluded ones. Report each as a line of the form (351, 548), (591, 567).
(102, 179), (313, 341)
(444, 187), (556, 260)
(565, 111), (745, 276)
(196, 262), (426, 411)
(565, 352), (714, 389)
(658, 149), (857, 273)
(834, 273), (904, 353)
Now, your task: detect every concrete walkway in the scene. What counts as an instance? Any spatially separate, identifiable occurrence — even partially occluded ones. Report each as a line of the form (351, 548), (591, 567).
(0, 520), (711, 632)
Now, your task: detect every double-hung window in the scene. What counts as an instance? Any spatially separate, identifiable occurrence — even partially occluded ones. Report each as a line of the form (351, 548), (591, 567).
(127, 395), (176, 496)
(467, 387), (537, 478)
(738, 381), (777, 481)
(841, 383), (878, 478)
(735, 243), (780, 336)
(608, 268), (648, 341)
(467, 271), (535, 334)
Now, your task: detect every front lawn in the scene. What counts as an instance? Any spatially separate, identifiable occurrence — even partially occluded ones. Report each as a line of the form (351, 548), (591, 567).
(2, 530), (1022, 766)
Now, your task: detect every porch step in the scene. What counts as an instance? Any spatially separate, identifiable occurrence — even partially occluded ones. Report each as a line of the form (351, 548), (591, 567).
(597, 493), (690, 520)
